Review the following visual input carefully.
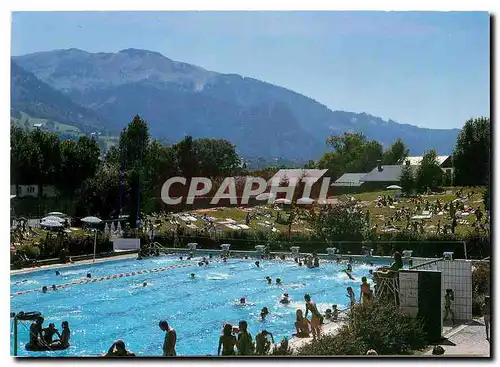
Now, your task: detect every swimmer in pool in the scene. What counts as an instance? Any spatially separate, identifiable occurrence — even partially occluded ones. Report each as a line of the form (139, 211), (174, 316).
(209, 254), (213, 259)
(87, 273), (91, 278)
(223, 257), (227, 263)
(187, 256), (192, 260)
(50, 321), (70, 349)
(276, 278), (282, 285)
(198, 262), (204, 266)
(190, 273), (195, 279)
(346, 263), (353, 273)
(143, 282), (148, 287)
(51, 285), (57, 290)
(179, 256), (183, 260)
(43, 323), (58, 345)
(244, 255), (248, 260)
(55, 271), (60, 276)
(42, 286), (48, 293)
(255, 261), (260, 268)
(294, 258), (298, 263)
(260, 307), (269, 320)
(266, 277), (272, 285)
(298, 262), (303, 266)
(280, 293), (290, 304)
(240, 298), (246, 305)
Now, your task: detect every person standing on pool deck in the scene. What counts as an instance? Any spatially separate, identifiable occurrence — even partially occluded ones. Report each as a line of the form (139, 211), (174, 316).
(483, 296), (490, 341)
(304, 294), (321, 340)
(360, 277), (372, 303)
(159, 320), (177, 356)
(237, 320), (254, 355)
(218, 323), (237, 356)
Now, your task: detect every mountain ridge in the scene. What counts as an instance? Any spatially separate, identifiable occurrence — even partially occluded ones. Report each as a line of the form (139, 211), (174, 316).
(12, 48), (461, 159)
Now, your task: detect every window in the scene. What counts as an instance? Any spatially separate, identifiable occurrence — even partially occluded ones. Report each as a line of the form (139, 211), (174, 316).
(27, 186), (35, 193)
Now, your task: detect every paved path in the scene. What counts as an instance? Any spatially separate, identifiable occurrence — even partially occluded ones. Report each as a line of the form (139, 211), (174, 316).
(424, 318), (490, 357)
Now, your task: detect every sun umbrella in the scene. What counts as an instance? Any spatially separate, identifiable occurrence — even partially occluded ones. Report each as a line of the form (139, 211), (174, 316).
(256, 192), (275, 201)
(297, 197), (314, 205)
(42, 216), (65, 223)
(386, 185), (402, 190)
(40, 220), (64, 229)
(274, 198), (292, 204)
(81, 216), (103, 224)
(47, 212), (67, 217)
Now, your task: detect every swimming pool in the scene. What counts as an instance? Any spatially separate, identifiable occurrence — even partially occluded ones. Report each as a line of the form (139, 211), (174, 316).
(10, 255), (390, 356)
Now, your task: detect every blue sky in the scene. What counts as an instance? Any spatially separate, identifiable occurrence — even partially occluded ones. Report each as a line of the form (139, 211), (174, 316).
(11, 11), (490, 129)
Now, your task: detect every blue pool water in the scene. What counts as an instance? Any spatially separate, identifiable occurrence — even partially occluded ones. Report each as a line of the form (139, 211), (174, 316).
(10, 255), (389, 356)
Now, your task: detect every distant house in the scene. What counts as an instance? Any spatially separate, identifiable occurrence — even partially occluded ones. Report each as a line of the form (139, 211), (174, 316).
(10, 184), (58, 198)
(360, 164), (419, 190)
(331, 173), (367, 187)
(405, 155), (454, 177)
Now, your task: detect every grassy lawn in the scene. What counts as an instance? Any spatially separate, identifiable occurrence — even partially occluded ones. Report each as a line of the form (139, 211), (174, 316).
(156, 186), (486, 237)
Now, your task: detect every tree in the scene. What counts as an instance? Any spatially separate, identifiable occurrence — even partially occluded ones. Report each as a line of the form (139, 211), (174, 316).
(383, 139), (409, 165)
(399, 165), (415, 196)
(193, 138), (240, 176)
(415, 149), (443, 192)
(453, 117), (490, 186)
(308, 201), (368, 242)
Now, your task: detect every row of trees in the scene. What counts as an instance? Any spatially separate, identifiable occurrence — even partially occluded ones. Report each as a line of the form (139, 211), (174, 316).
(312, 133), (409, 178)
(11, 115), (242, 226)
(308, 116), (490, 190)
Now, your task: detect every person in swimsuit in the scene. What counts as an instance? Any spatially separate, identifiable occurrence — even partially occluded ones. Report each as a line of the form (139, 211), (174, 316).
(240, 298), (246, 305)
(237, 320), (254, 355)
(276, 278), (282, 285)
(218, 323), (237, 356)
(190, 273), (195, 279)
(294, 309), (311, 338)
(483, 296), (490, 341)
(28, 316), (45, 350)
(332, 305), (339, 321)
(304, 294), (321, 340)
(255, 330), (274, 355)
(50, 321), (70, 349)
(43, 323), (58, 345)
(266, 276), (272, 285)
(105, 340), (136, 357)
(346, 287), (356, 307)
(255, 261), (260, 268)
(159, 320), (177, 356)
(360, 277), (372, 303)
(443, 289), (455, 324)
(280, 293), (290, 304)
(42, 286), (48, 293)
(260, 307), (269, 320)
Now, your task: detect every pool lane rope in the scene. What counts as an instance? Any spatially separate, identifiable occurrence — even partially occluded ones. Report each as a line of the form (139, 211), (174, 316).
(10, 261), (210, 298)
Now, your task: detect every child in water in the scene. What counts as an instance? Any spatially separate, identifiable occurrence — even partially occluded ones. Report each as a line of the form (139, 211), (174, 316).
(260, 307), (269, 320)
(266, 276), (272, 284)
(276, 278), (282, 285)
(190, 273), (195, 279)
(346, 287), (356, 307)
(280, 293), (290, 304)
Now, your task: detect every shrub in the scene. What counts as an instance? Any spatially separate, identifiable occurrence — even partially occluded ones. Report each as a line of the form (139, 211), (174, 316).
(472, 262), (490, 316)
(298, 301), (427, 356)
(17, 244), (41, 259)
(270, 337), (294, 356)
